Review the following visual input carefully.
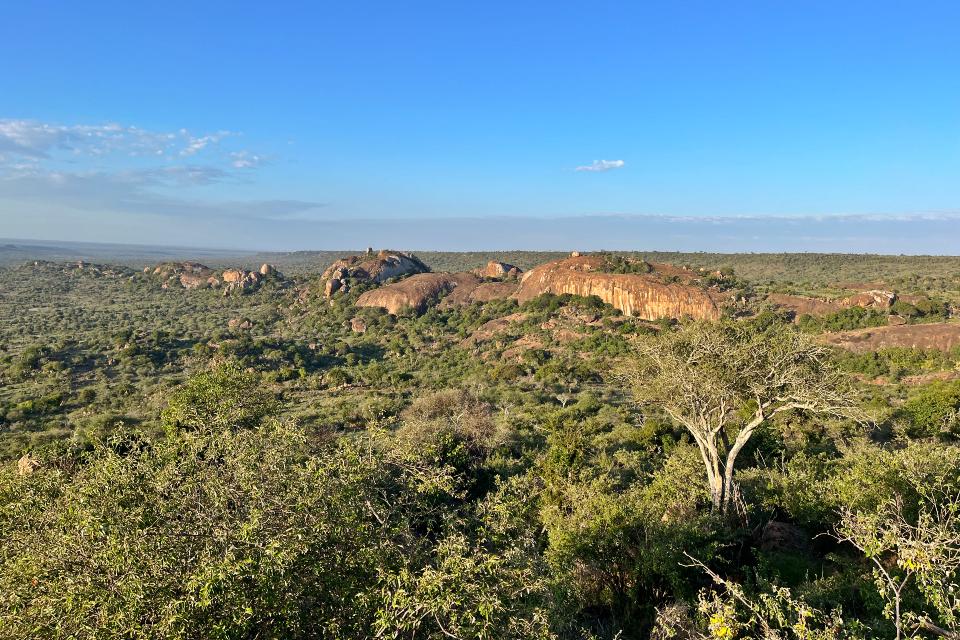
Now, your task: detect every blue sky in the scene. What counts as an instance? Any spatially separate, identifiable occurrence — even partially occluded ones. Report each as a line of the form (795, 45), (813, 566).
(1, 1), (958, 252)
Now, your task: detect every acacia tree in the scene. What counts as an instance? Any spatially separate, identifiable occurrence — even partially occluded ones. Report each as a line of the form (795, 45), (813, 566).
(627, 321), (860, 513)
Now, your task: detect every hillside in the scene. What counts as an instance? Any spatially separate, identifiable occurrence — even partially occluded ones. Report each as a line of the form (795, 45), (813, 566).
(2, 249), (960, 639)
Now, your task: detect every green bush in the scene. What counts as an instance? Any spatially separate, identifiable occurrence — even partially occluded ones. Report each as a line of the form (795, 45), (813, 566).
(160, 362), (278, 433)
(899, 380), (960, 438)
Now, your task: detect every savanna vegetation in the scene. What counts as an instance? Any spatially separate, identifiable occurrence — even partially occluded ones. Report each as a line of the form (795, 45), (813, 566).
(2, 250), (960, 639)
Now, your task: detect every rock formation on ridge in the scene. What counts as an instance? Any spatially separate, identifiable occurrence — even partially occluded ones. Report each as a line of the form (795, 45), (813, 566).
(766, 289), (896, 319)
(147, 261), (281, 294)
(822, 322), (960, 353)
(355, 265), (525, 315)
(475, 260), (522, 279)
(320, 250), (429, 298)
(512, 254), (722, 321)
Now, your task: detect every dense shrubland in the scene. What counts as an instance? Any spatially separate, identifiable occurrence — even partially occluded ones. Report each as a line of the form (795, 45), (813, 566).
(2, 255), (960, 638)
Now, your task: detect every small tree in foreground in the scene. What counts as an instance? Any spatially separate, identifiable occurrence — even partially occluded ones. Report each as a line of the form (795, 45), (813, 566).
(836, 490), (960, 640)
(652, 554), (867, 640)
(627, 322), (860, 513)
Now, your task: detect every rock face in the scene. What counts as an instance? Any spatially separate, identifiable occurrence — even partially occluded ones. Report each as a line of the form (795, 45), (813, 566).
(440, 274), (517, 306)
(152, 261), (209, 277)
(513, 255), (721, 321)
(844, 290), (896, 310)
(315, 251), (522, 310)
(356, 273), (462, 314)
(222, 269), (244, 284)
(320, 250), (429, 298)
(768, 290), (896, 318)
(460, 312), (529, 349)
(461, 281), (519, 303)
(325, 278), (343, 297)
(822, 322), (960, 353)
(476, 260), (522, 279)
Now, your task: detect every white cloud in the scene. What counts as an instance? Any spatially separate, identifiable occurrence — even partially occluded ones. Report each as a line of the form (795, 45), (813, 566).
(180, 131), (232, 157)
(230, 150), (265, 169)
(575, 159), (625, 172)
(0, 119), (239, 164)
(0, 118), (287, 224)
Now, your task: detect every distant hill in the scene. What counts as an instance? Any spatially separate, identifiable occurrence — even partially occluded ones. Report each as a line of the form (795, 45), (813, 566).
(3, 240), (960, 293)
(0, 238), (260, 268)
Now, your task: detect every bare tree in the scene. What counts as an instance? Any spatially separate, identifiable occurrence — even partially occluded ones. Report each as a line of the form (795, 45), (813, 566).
(626, 322), (860, 513)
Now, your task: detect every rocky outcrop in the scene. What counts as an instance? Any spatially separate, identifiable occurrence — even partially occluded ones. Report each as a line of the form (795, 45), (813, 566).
(767, 290), (896, 318)
(513, 255), (721, 321)
(822, 322), (960, 353)
(320, 250), (429, 298)
(325, 278), (343, 297)
(354, 266), (522, 315)
(152, 261), (210, 278)
(765, 293), (843, 317)
(476, 260), (522, 279)
(152, 262), (216, 289)
(222, 269), (245, 284)
(227, 318), (254, 330)
(148, 261), (280, 294)
(356, 273), (462, 314)
(179, 273), (219, 289)
(844, 290), (896, 310)
(220, 269), (263, 295)
(17, 454), (39, 476)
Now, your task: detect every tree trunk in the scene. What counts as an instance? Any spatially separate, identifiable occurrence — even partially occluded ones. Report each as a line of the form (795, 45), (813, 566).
(693, 440), (724, 511)
(720, 414), (765, 514)
(721, 442), (745, 514)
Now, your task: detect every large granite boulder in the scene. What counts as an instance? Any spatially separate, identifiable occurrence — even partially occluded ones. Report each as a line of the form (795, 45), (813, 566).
(513, 255), (721, 321)
(476, 260), (522, 279)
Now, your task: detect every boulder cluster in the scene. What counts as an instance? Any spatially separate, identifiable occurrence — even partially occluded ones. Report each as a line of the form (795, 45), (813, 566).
(475, 260), (522, 279)
(310, 252), (524, 315)
(221, 268), (265, 295)
(147, 262), (281, 295)
(320, 250), (430, 298)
